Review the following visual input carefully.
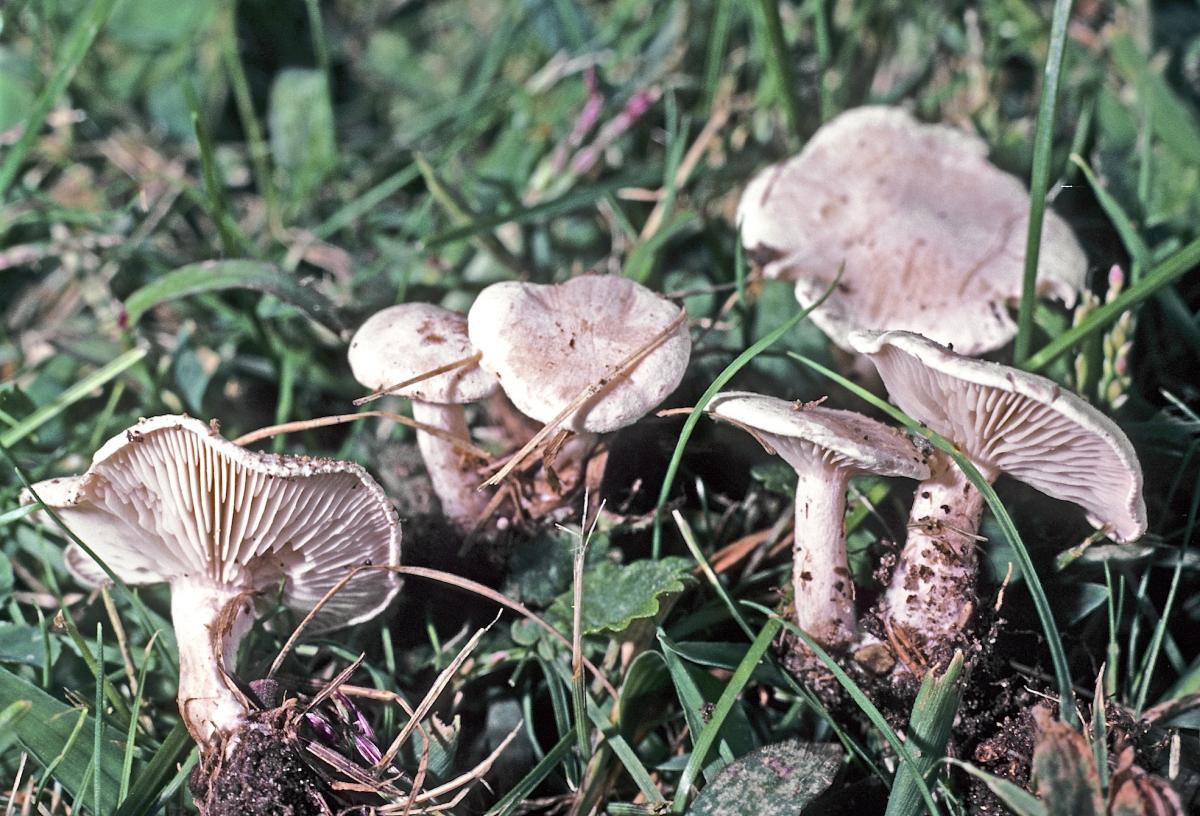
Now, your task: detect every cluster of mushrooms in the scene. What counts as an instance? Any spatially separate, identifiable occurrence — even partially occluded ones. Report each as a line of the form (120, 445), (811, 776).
(19, 106), (1148, 800)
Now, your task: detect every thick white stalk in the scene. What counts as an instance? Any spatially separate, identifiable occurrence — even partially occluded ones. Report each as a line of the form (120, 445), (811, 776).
(172, 581), (255, 746)
(411, 400), (490, 529)
(882, 453), (992, 661)
(792, 465), (856, 649)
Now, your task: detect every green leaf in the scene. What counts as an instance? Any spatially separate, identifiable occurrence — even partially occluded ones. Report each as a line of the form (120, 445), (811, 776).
(109, 0), (213, 49)
(0, 666), (124, 812)
(548, 557), (692, 635)
(0, 70), (35, 132)
(948, 759), (1048, 816)
(268, 69), (337, 208)
(0, 551), (12, 604)
(0, 349), (148, 449)
(0, 622), (61, 667)
(504, 526), (605, 607)
(122, 260), (345, 334)
(688, 739), (843, 816)
(885, 653), (964, 816)
(0, 700), (32, 755)
(112, 721), (194, 816)
(1031, 707), (1105, 816)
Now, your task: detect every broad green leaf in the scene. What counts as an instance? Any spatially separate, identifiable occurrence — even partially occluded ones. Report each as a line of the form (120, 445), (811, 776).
(548, 557), (692, 635)
(618, 651), (673, 741)
(0, 666), (125, 812)
(688, 740), (842, 815)
(122, 260), (345, 334)
(0, 71), (35, 132)
(0, 622), (61, 667)
(109, 0), (213, 49)
(268, 69), (337, 208)
(112, 721), (194, 816)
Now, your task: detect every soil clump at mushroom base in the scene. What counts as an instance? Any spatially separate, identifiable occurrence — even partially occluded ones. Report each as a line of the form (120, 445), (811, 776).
(190, 711), (330, 816)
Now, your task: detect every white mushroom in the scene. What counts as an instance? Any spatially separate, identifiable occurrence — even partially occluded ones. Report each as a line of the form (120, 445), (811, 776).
(467, 274), (691, 441)
(22, 415), (402, 748)
(348, 303), (499, 528)
(849, 330), (1146, 665)
(708, 392), (929, 648)
(738, 106), (1086, 356)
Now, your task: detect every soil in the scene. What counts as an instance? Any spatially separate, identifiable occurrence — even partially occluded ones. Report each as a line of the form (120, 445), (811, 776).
(190, 715), (330, 816)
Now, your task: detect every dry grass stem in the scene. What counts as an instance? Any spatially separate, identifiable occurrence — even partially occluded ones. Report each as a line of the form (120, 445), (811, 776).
(232, 410), (490, 459)
(482, 310), (688, 489)
(353, 353), (484, 406)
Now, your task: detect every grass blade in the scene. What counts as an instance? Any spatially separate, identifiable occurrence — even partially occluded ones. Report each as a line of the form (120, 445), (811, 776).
(0, 348), (148, 448)
(744, 604), (942, 815)
(1013, 0), (1076, 361)
(0, 0), (121, 201)
(670, 617), (780, 813)
(1022, 235), (1200, 371)
(752, 0), (803, 146)
(122, 260), (345, 334)
(885, 653), (964, 816)
(652, 273), (836, 557)
(789, 352), (1078, 727)
(112, 722), (194, 816)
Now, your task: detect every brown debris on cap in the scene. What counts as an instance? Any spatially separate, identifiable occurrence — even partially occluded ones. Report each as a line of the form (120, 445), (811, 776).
(738, 106), (1086, 356)
(28, 415), (402, 628)
(348, 303), (498, 405)
(467, 275), (691, 433)
(850, 329), (1147, 542)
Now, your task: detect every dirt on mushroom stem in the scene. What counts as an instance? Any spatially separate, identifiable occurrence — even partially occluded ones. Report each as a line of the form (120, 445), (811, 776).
(879, 452), (991, 677)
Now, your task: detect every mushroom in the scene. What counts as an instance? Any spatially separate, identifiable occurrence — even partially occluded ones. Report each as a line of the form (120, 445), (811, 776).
(22, 415), (402, 748)
(737, 106), (1086, 356)
(849, 330), (1146, 665)
(348, 303), (499, 528)
(467, 274), (691, 445)
(707, 392), (929, 648)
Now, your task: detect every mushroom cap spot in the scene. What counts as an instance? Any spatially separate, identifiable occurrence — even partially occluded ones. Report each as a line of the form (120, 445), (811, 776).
(348, 303), (498, 404)
(467, 275), (692, 433)
(708, 391), (930, 479)
(21, 415), (402, 631)
(850, 330), (1147, 542)
(737, 106), (1086, 356)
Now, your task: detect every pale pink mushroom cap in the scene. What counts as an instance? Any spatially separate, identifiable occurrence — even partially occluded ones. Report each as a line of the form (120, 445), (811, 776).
(849, 330), (1147, 542)
(707, 392), (929, 481)
(467, 276), (691, 433)
(348, 303), (498, 404)
(28, 415), (402, 628)
(737, 106), (1086, 355)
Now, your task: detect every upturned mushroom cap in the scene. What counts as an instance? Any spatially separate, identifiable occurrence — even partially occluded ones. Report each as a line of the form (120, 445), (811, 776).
(467, 276), (691, 433)
(26, 415), (402, 628)
(348, 303), (498, 404)
(737, 106), (1086, 356)
(707, 391), (929, 479)
(849, 330), (1147, 542)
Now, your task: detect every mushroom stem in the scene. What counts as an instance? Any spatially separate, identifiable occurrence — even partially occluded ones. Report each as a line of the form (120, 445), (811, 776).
(793, 466), (856, 649)
(172, 581), (255, 745)
(882, 453), (992, 665)
(411, 400), (490, 528)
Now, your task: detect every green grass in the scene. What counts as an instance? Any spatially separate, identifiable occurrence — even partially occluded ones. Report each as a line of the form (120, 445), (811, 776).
(2, 0), (1199, 813)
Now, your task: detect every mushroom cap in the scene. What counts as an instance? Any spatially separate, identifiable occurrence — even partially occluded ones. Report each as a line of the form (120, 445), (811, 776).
(737, 106), (1086, 356)
(467, 276), (692, 433)
(348, 303), (499, 404)
(707, 391), (930, 479)
(24, 415), (402, 630)
(849, 330), (1147, 542)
